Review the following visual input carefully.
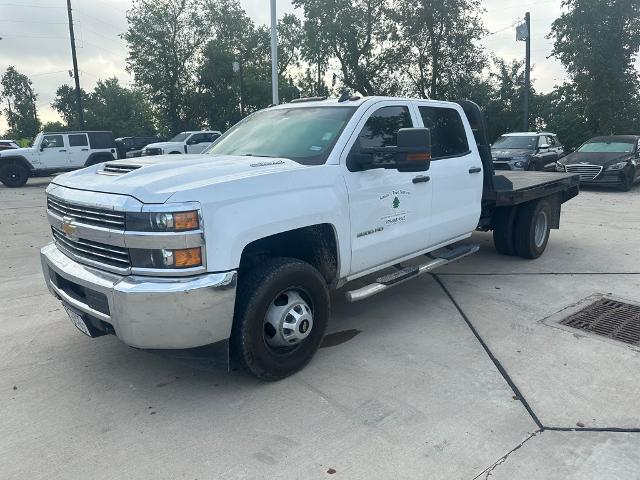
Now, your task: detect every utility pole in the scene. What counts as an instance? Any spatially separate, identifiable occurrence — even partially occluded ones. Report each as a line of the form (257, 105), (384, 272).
(523, 11), (531, 131)
(270, 0), (279, 105)
(66, 0), (84, 128)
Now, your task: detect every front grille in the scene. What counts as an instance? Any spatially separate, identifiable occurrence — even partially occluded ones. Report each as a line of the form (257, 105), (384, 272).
(565, 164), (603, 181)
(102, 163), (142, 174)
(47, 195), (125, 230)
(52, 227), (130, 270)
(493, 162), (511, 171)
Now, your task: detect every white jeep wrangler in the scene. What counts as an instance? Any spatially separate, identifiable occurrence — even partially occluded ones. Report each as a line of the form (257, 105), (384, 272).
(0, 130), (117, 188)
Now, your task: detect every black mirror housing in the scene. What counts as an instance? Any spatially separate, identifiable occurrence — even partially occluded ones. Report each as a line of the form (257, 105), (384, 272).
(394, 128), (431, 172)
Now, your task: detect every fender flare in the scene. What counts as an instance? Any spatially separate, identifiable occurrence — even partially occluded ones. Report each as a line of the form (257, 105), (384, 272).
(0, 155), (34, 172)
(84, 152), (116, 167)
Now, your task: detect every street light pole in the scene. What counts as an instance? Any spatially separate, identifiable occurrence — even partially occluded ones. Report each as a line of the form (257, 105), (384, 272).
(66, 0), (84, 128)
(523, 11), (531, 132)
(270, 0), (279, 105)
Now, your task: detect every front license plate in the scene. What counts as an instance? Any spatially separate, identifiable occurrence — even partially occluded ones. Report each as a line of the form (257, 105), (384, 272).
(64, 306), (92, 337)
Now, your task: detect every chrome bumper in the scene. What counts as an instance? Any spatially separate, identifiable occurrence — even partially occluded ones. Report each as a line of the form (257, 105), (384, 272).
(41, 243), (237, 349)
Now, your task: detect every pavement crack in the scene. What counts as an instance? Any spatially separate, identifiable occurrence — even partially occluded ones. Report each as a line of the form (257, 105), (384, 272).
(473, 430), (540, 479)
(432, 274), (543, 430)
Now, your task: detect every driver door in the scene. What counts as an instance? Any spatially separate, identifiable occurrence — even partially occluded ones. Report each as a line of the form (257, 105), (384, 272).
(36, 134), (69, 169)
(342, 102), (433, 277)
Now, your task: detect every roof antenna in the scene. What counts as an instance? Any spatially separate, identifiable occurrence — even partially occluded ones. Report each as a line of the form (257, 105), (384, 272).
(338, 90), (351, 103)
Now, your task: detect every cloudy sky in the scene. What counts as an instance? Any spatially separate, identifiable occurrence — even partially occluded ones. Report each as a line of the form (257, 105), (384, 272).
(0, 0), (575, 131)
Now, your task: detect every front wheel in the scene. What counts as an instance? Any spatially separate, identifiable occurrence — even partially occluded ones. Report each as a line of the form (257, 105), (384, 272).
(514, 199), (551, 259)
(231, 258), (329, 381)
(0, 161), (29, 187)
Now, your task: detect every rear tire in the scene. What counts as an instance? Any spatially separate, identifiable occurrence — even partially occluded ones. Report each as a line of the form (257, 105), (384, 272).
(492, 206), (518, 256)
(514, 199), (551, 259)
(0, 161), (29, 187)
(231, 258), (329, 381)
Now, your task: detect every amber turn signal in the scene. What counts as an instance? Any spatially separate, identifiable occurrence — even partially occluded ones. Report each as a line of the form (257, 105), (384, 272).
(173, 211), (199, 231)
(174, 247), (202, 268)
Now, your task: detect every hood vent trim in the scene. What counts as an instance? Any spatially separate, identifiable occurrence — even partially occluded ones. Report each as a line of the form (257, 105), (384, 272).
(100, 163), (143, 175)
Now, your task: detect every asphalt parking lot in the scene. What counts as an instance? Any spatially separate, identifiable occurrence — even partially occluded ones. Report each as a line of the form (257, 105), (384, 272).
(2, 177), (640, 479)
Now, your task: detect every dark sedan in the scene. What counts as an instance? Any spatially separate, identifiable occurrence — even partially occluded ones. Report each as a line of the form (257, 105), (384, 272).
(557, 135), (640, 191)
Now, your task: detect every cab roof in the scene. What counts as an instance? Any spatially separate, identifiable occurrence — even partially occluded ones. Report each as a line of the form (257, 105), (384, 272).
(270, 95), (458, 109)
(502, 131), (556, 137)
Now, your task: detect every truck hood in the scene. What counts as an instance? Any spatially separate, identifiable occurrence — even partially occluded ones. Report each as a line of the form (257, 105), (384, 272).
(491, 148), (533, 159)
(1, 146), (35, 155)
(52, 154), (306, 203)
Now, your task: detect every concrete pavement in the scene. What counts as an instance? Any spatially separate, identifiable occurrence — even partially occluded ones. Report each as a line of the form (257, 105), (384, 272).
(1, 178), (639, 479)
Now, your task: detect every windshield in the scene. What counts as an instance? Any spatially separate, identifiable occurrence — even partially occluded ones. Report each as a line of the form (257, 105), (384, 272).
(205, 106), (357, 165)
(169, 132), (190, 142)
(32, 132), (43, 148)
(577, 141), (635, 153)
(493, 135), (537, 149)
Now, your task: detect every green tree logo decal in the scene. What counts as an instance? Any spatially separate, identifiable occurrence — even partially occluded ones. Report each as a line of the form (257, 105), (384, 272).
(392, 196), (400, 209)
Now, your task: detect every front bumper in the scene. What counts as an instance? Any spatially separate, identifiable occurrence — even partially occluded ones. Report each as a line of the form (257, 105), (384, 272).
(41, 243), (237, 349)
(493, 160), (527, 171)
(578, 171), (626, 186)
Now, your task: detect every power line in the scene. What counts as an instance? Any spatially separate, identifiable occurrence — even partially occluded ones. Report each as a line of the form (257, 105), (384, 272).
(0, 19), (69, 24)
(0, 2), (65, 8)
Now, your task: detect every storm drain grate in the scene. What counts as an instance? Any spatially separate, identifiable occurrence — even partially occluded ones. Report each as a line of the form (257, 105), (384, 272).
(560, 298), (640, 346)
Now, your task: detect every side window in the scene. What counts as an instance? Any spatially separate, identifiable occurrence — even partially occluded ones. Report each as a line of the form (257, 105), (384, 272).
(356, 105), (412, 150)
(189, 133), (206, 144)
(418, 106), (469, 159)
(203, 133), (219, 143)
(41, 135), (64, 149)
(546, 136), (556, 146)
(68, 134), (88, 147)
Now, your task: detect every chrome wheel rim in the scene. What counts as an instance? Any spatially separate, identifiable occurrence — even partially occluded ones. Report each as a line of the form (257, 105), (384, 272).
(263, 289), (313, 353)
(534, 210), (548, 248)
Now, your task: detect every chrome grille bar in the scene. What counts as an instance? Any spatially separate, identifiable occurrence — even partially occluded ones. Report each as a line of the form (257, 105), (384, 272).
(565, 164), (603, 181)
(52, 227), (130, 269)
(47, 195), (125, 229)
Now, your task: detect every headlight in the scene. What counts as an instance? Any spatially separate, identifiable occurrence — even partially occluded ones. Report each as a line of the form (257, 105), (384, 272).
(606, 161), (628, 171)
(556, 162), (565, 172)
(130, 247), (202, 269)
(126, 210), (199, 232)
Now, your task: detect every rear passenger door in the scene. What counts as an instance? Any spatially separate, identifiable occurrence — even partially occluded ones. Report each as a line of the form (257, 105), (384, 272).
(415, 103), (483, 247)
(67, 133), (90, 167)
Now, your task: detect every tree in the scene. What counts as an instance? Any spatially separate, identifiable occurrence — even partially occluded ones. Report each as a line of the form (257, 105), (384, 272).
(0, 66), (41, 139)
(124, 0), (211, 134)
(390, 0), (486, 99)
(293, 0), (399, 96)
(549, 0), (640, 136)
(51, 84), (89, 129)
(52, 79), (156, 137)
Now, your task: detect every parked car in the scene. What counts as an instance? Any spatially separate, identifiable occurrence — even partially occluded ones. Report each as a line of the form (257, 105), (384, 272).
(0, 131), (117, 188)
(557, 135), (640, 191)
(492, 132), (565, 171)
(0, 140), (20, 151)
(40, 97), (579, 380)
(115, 136), (165, 159)
(141, 130), (221, 156)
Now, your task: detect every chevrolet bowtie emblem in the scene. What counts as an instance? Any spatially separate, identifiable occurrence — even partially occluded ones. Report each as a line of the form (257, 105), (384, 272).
(61, 217), (77, 236)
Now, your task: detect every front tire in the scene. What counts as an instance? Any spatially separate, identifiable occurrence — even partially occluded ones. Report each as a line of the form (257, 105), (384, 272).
(0, 161), (29, 187)
(231, 258), (329, 381)
(514, 199), (551, 259)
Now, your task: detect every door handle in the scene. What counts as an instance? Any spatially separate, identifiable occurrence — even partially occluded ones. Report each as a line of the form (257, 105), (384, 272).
(59, 149), (67, 152)
(468, 167), (481, 174)
(412, 175), (430, 184)
(81, 148), (89, 151)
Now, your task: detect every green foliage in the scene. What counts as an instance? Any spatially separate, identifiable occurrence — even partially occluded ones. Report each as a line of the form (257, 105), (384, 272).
(51, 78), (156, 137)
(549, 0), (640, 140)
(0, 66), (41, 139)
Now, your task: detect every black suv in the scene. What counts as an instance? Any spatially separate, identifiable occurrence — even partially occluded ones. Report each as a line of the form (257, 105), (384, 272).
(492, 132), (565, 171)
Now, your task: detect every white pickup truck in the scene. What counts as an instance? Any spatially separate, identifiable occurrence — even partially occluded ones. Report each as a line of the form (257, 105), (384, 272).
(40, 97), (579, 380)
(141, 130), (222, 156)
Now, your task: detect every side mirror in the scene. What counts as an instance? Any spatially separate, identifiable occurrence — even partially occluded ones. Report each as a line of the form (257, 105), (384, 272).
(39, 145), (45, 152)
(394, 128), (431, 172)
